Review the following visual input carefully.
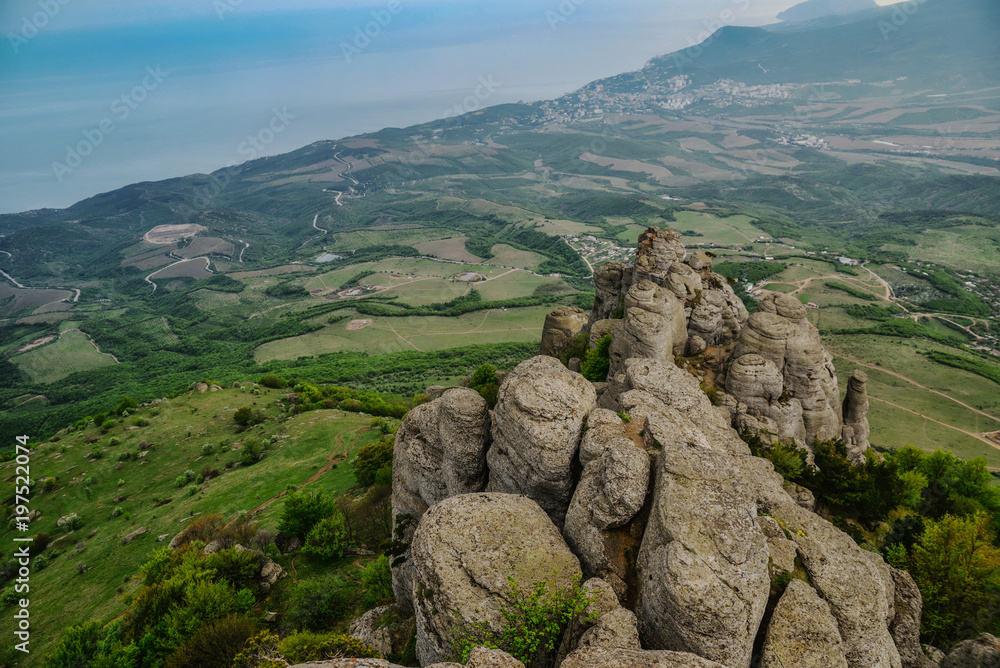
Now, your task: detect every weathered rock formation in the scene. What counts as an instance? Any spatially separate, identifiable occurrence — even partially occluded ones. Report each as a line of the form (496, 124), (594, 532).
(563, 409), (650, 600)
(940, 633), (1000, 667)
(486, 356), (596, 526)
(392, 388), (492, 610)
(409, 493), (581, 666)
(842, 370), (872, 463)
(591, 261), (631, 324)
(759, 579), (850, 667)
(540, 306), (590, 358)
(728, 293), (844, 454)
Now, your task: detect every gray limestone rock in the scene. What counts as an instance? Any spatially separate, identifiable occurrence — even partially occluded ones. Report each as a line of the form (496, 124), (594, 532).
(486, 356), (596, 526)
(409, 493), (581, 666)
(540, 306), (590, 358)
(391, 388), (491, 611)
(889, 567), (939, 668)
(941, 634), (1000, 667)
(560, 648), (729, 668)
(576, 607), (642, 650)
(592, 261), (630, 324)
(842, 370), (872, 463)
(759, 579), (850, 668)
(636, 408), (770, 668)
(632, 227), (687, 286)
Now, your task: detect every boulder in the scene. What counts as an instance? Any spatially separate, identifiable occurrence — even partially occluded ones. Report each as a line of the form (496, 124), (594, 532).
(889, 567), (939, 668)
(57, 513), (78, 527)
(289, 661), (407, 668)
(623, 279), (688, 356)
(576, 607), (642, 650)
(757, 515), (797, 576)
(590, 318), (618, 349)
(486, 356), (596, 526)
(759, 579), (849, 667)
(608, 308), (675, 380)
(591, 261), (630, 324)
(560, 648), (728, 668)
(636, 408), (770, 668)
(409, 493), (581, 666)
(726, 353), (806, 447)
(121, 527), (146, 545)
(632, 227), (687, 286)
(464, 646), (526, 668)
(392, 388), (492, 610)
(941, 634), (1000, 667)
(540, 306), (590, 358)
(842, 370), (872, 463)
(350, 605), (417, 662)
(563, 411), (650, 599)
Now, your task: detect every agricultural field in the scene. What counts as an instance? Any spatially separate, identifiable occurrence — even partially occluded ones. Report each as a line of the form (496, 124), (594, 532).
(674, 211), (768, 247)
(11, 329), (117, 384)
(0, 385), (381, 661)
(255, 305), (554, 361)
(827, 334), (1000, 464)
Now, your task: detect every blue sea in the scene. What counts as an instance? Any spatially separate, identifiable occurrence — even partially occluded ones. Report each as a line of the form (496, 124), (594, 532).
(0, 0), (788, 213)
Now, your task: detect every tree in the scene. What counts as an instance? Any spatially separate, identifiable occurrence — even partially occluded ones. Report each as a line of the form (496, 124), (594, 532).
(303, 511), (352, 561)
(354, 436), (394, 487)
(905, 512), (1000, 646)
(278, 491), (336, 542)
(580, 335), (611, 382)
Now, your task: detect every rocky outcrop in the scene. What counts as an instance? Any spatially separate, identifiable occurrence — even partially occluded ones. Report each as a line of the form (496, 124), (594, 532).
(486, 356), (596, 526)
(632, 227), (687, 285)
(889, 567), (939, 668)
(563, 409), (650, 600)
(560, 648), (728, 668)
(592, 261), (630, 324)
(730, 293), (842, 449)
(842, 370), (872, 463)
(636, 408), (770, 668)
(350, 606), (416, 661)
(759, 579), (850, 667)
(940, 633), (1000, 667)
(392, 388), (492, 610)
(409, 493), (582, 666)
(289, 661), (407, 668)
(726, 353), (807, 446)
(576, 607), (642, 650)
(540, 306), (590, 358)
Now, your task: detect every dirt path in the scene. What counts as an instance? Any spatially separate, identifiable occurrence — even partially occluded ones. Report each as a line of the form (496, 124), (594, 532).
(145, 257), (213, 292)
(861, 263), (895, 300)
(238, 240), (249, 262)
(833, 352), (1000, 425)
(311, 214), (328, 235)
(248, 424), (367, 518)
(0, 269), (25, 288)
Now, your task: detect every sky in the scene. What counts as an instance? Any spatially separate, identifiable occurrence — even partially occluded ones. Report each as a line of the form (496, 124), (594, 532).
(0, 0), (905, 213)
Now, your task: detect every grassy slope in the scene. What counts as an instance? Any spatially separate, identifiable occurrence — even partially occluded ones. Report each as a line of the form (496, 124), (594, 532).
(0, 385), (379, 663)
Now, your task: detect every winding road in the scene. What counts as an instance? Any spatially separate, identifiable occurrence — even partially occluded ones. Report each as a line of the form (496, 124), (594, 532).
(144, 257), (214, 292)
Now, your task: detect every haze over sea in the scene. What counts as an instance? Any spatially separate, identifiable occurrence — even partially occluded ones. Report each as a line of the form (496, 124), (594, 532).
(0, 0), (900, 214)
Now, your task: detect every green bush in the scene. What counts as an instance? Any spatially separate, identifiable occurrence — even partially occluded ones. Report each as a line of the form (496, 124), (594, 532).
(354, 436), (394, 487)
(164, 614), (259, 668)
(201, 443), (214, 456)
(303, 511), (352, 561)
(361, 555), (394, 608)
(259, 374), (288, 389)
(286, 577), (351, 631)
(240, 439), (265, 466)
(580, 335), (611, 382)
(470, 363), (500, 409)
(279, 631), (380, 663)
(452, 574), (595, 668)
(233, 406), (266, 427)
(278, 491), (336, 542)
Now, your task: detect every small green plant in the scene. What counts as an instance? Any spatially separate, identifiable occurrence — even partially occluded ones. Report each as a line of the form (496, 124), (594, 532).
(616, 411), (631, 424)
(278, 631), (379, 663)
(201, 443), (215, 456)
(111, 506), (123, 518)
(452, 573), (595, 668)
(101, 420), (116, 431)
(580, 335), (612, 382)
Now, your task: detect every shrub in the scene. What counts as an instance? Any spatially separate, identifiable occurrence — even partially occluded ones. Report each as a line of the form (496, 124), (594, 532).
(41, 621), (104, 668)
(580, 335), (611, 382)
(452, 574), (595, 667)
(111, 506), (123, 518)
(200, 464), (220, 480)
(171, 514), (226, 549)
(303, 511), (352, 561)
(101, 420), (116, 431)
(164, 614), (259, 668)
(361, 555), (394, 608)
(278, 491), (336, 542)
(205, 548), (263, 593)
(286, 577), (351, 631)
(354, 436), (394, 487)
(240, 439), (265, 466)
(279, 631), (380, 663)
(201, 443), (214, 456)
(234, 406), (265, 427)
(259, 375), (287, 389)
(470, 363), (501, 409)
(0, 588), (18, 607)
(65, 516), (84, 531)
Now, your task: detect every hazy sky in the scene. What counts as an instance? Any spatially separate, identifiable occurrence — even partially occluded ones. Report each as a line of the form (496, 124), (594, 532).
(0, 0), (904, 213)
